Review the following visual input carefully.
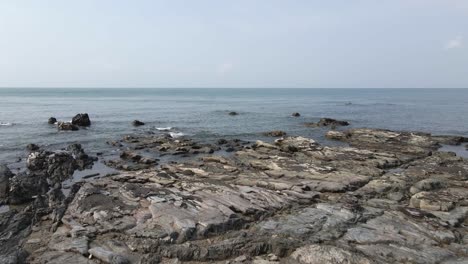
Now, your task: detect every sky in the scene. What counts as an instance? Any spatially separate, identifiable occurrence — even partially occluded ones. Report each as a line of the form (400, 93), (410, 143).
(0, 0), (467, 88)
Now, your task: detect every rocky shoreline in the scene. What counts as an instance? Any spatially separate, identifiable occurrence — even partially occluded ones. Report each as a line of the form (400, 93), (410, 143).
(1, 124), (468, 263)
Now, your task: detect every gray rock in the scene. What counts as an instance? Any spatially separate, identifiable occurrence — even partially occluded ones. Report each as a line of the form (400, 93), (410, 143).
(57, 121), (79, 131)
(71, 113), (91, 127)
(48, 117), (57, 124)
(0, 164), (13, 200)
(132, 120), (145, 126)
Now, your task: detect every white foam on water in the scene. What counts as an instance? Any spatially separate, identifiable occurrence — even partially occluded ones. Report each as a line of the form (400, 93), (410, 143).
(0, 122), (13, 126)
(156, 127), (172, 131)
(169, 132), (185, 138)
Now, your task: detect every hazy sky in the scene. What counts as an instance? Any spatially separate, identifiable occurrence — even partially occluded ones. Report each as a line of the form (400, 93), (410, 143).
(0, 0), (467, 88)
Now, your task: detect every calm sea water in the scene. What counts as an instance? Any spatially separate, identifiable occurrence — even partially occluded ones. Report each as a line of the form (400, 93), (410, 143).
(1, 88), (468, 163)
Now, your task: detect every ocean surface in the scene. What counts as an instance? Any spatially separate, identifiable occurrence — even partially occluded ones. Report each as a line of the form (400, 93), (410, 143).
(1, 88), (468, 163)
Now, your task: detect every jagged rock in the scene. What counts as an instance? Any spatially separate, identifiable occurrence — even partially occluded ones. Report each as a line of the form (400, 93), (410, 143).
(1, 127), (466, 263)
(57, 121), (79, 131)
(8, 173), (48, 204)
(132, 120), (145, 127)
(48, 117), (57, 124)
(71, 113), (91, 127)
(0, 164), (13, 200)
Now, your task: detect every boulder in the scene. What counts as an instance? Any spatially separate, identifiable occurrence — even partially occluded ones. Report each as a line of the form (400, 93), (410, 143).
(0, 164), (13, 200)
(291, 112), (301, 117)
(71, 113), (91, 127)
(48, 117), (57, 124)
(57, 122), (79, 131)
(132, 120), (145, 127)
(228, 111), (238, 116)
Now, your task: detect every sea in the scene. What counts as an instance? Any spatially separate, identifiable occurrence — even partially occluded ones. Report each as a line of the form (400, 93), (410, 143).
(1, 88), (468, 164)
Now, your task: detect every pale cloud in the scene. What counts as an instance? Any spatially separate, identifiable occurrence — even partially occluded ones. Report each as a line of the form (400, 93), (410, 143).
(445, 36), (463, 50)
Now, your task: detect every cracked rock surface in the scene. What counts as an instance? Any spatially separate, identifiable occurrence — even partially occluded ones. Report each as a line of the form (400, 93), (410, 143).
(1, 128), (468, 263)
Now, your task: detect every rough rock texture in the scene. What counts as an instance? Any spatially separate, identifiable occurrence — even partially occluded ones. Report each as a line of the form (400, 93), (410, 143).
(72, 113), (91, 127)
(3, 128), (468, 263)
(0, 164), (13, 201)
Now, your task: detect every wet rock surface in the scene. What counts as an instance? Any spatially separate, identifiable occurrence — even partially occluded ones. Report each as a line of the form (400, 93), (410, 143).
(2, 127), (468, 263)
(72, 113), (91, 127)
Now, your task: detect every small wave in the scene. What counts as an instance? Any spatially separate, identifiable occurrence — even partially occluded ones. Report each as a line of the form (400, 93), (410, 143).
(156, 127), (172, 131)
(169, 132), (185, 138)
(0, 122), (13, 126)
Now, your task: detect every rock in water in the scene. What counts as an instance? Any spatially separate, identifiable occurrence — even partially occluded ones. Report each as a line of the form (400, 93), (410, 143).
(263, 130), (287, 137)
(48, 117), (57, 124)
(71, 113), (91, 127)
(292, 112), (301, 117)
(228, 111), (238, 116)
(305, 118), (349, 128)
(0, 164), (13, 200)
(132, 120), (145, 126)
(26, 144), (39, 151)
(57, 122), (79, 131)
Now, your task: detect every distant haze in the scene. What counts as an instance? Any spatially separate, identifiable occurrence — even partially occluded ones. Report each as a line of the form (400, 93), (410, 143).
(0, 1), (467, 88)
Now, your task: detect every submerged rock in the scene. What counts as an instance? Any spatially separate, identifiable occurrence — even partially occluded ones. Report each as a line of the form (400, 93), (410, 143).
(132, 120), (145, 126)
(228, 111), (238, 116)
(291, 112), (301, 117)
(305, 118), (350, 128)
(71, 113), (91, 127)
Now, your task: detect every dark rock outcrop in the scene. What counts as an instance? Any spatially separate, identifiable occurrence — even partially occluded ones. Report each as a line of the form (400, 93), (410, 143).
(132, 120), (145, 127)
(8, 173), (48, 205)
(47, 117), (57, 124)
(228, 111), (238, 116)
(0, 164), (13, 201)
(305, 118), (349, 128)
(291, 112), (301, 117)
(71, 113), (91, 127)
